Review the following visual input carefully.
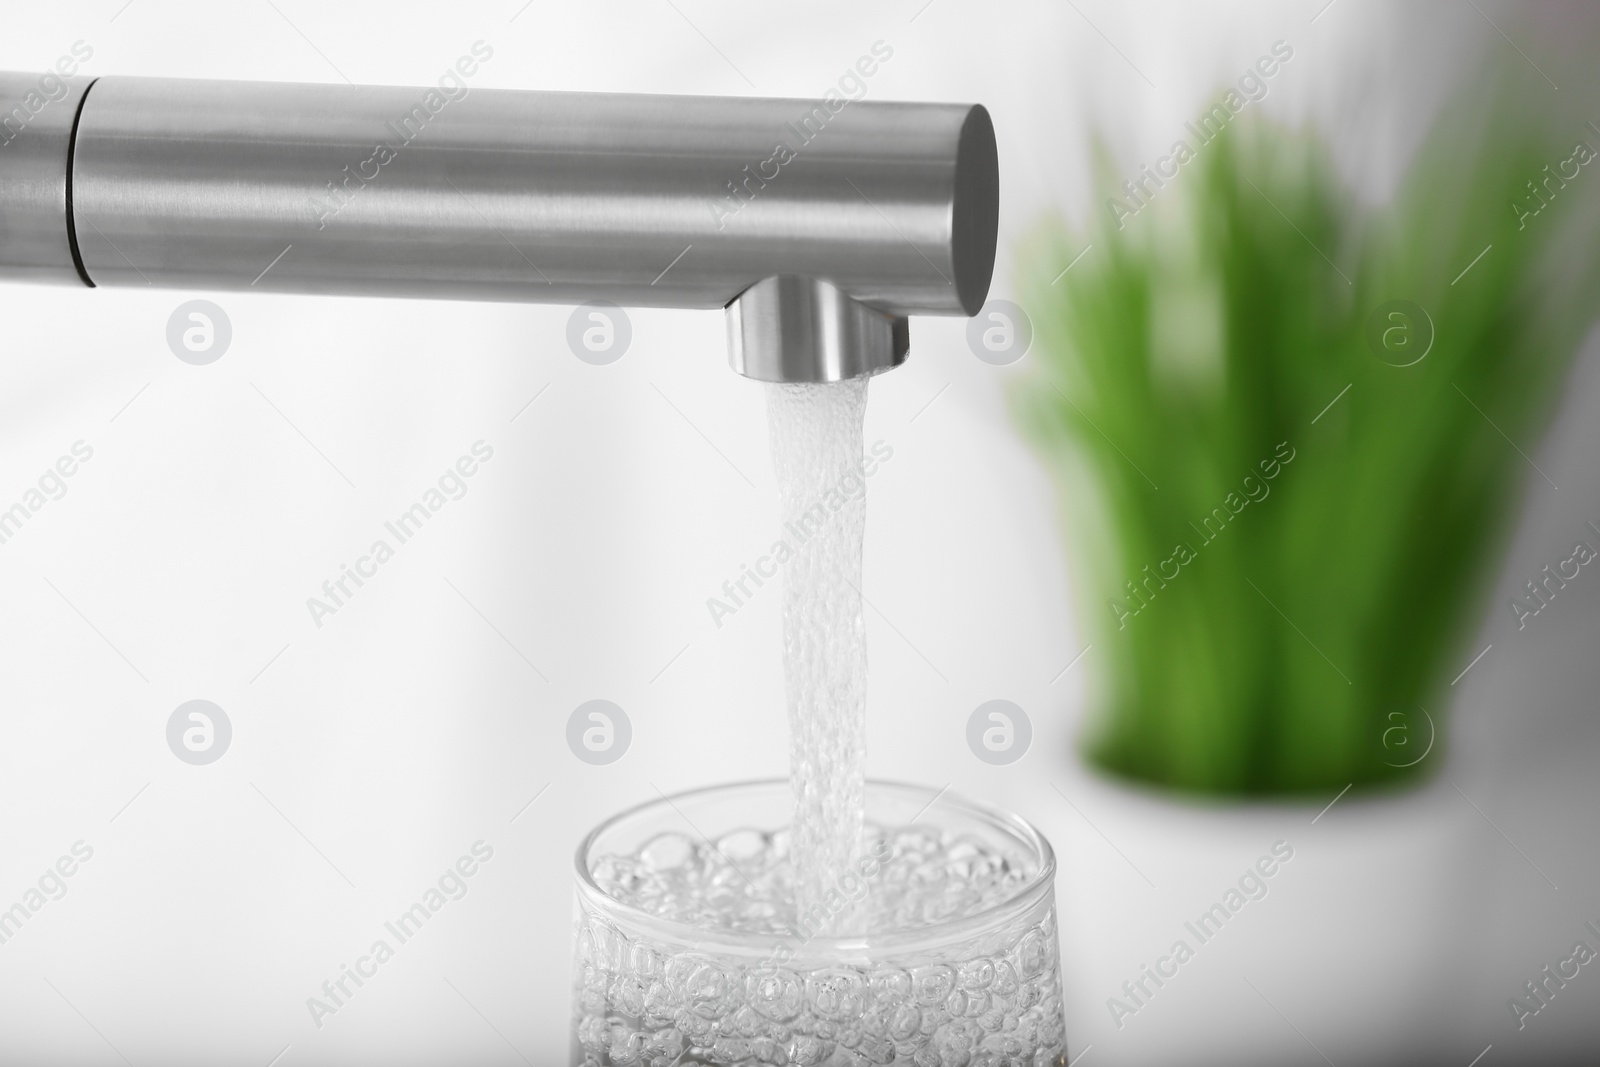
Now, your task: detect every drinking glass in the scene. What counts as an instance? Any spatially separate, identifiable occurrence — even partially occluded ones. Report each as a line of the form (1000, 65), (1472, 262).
(570, 779), (1068, 1066)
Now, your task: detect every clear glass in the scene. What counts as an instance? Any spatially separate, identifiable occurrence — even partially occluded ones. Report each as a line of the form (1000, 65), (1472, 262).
(570, 779), (1068, 1066)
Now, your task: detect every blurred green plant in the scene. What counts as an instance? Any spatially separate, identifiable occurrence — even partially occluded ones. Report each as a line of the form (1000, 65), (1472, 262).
(1020, 66), (1600, 795)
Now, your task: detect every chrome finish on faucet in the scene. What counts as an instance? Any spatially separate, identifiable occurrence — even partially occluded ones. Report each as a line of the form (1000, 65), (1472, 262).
(1, 73), (998, 382)
(729, 275), (908, 383)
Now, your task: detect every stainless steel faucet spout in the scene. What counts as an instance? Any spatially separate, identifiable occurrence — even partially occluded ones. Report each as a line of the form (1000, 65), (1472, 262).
(0, 73), (998, 382)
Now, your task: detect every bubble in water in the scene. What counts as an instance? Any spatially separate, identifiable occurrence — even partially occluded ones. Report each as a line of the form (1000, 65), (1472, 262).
(575, 826), (1067, 1066)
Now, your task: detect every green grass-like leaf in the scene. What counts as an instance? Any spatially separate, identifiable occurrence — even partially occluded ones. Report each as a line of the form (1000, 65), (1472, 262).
(1019, 67), (1600, 795)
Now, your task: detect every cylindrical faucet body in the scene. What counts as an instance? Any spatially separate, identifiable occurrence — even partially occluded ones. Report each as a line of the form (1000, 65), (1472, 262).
(1, 72), (997, 381)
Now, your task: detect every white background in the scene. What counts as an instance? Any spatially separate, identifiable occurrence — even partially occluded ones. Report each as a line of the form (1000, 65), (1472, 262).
(2, 1), (1598, 1064)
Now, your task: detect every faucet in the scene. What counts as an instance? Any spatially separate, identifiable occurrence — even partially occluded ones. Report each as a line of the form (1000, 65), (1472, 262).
(0, 71), (997, 383)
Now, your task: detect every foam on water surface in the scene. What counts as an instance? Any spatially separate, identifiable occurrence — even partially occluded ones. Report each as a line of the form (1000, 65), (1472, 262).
(590, 822), (1036, 938)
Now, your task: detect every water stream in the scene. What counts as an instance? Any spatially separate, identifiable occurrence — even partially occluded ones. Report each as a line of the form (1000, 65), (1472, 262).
(765, 378), (870, 934)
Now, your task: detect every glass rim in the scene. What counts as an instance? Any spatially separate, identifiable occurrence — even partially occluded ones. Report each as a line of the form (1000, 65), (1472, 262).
(572, 777), (1057, 960)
